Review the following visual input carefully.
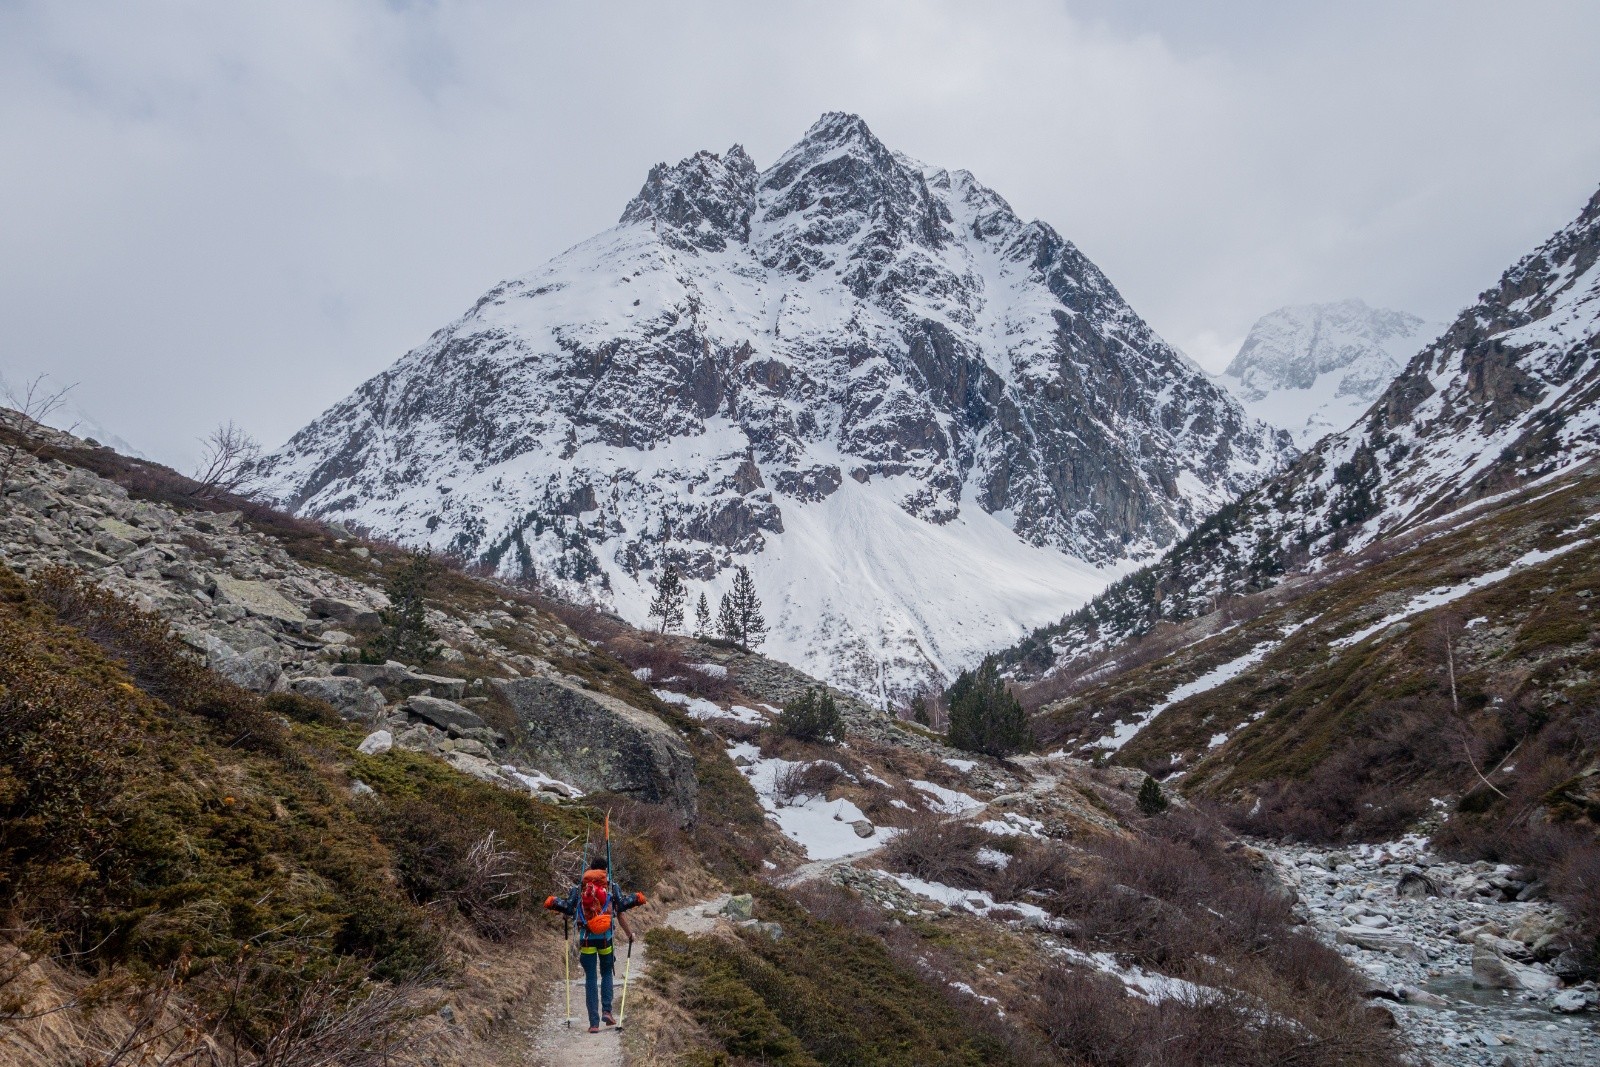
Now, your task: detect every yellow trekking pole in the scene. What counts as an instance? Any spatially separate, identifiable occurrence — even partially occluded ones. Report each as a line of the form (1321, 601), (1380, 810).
(617, 938), (634, 1029)
(563, 915), (572, 1028)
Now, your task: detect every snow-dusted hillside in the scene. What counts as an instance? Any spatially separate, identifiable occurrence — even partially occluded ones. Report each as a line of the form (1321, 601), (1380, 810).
(255, 113), (1289, 703)
(1008, 183), (1600, 673)
(1216, 299), (1440, 447)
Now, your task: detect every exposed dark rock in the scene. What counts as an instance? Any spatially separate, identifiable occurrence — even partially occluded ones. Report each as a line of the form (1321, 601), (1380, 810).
(493, 676), (697, 821)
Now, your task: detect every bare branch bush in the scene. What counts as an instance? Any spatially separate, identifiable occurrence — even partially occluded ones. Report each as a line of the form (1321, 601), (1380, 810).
(447, 830), (531, 941)
(192, 421), (262, 501)
(770, 762), (813, 807)
(0, 373), (77, 491)
(199, 946), (437, 1067)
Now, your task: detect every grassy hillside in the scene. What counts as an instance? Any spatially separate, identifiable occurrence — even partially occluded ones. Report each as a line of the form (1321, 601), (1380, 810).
(1023, 466), (1600, 968)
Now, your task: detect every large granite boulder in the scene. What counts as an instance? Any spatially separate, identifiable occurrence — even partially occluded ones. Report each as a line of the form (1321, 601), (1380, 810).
(403, 695), (486, 734)
(207, 575), (308, 626)
(288, 676), (386, 722)
(493, 677), (697, 822)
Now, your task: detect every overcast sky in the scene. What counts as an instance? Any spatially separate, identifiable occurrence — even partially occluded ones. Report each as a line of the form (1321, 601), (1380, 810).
(4, 1), (1598, 468)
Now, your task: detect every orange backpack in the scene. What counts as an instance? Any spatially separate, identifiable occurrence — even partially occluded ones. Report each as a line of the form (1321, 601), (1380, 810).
(578, 869), (613, 936)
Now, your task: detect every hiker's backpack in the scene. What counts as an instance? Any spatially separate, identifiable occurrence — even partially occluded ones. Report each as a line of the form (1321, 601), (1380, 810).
(578, 870), (613, 937)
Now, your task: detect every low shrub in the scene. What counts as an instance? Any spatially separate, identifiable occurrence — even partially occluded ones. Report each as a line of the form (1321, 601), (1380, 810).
(878, 817), (992, 889)
(1037, 964), (1397, 1067)
(771, 761), (846, 807)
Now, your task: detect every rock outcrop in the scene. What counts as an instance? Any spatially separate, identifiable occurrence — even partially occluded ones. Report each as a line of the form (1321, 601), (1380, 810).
(493, 676), (698, 821)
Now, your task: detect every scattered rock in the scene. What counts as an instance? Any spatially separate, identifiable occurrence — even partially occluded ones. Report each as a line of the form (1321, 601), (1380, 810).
(288, 676), (386, 722)
(1551, 989), (1591, 1014)
(197, 633), (282, 693)
(96, 517), (151, 546)
(1396, 869), (1442, 899)
(308, 596), (381, 627)
(208, 575), (307, 626)
(357, 730), (393, 756)
(722, 894), (754, 921)
(191, 511), (240, 533)
(1337, 926), (1426, 961)
(1472, 945), (1560, 991)
(350, 779), (376, 798)
(852, 819), (875, 838)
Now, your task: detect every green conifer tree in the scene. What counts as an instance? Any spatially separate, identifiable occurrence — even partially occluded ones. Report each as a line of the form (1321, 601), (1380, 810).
(362, 548), (442, 666)
(716, 565), (767, 651)
(648, 563), (686, 632)
(693, 591), (712, 638)
(777, 687), (843, 744)
(945, 658), (1032, 757)
(1137, 774), (1169, 816)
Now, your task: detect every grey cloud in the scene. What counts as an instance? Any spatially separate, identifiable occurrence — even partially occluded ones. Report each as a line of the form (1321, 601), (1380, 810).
(2, 0), (1597, 466)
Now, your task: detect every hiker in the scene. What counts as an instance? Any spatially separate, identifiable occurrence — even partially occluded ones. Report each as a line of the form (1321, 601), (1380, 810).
(545, 860), (646, 1032)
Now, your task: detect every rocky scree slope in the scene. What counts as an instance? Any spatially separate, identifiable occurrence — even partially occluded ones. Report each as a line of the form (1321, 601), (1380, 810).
(0, 418), (708, 820)
(1008, 183), (1600, 673)
(254, 112), (1289, 705)
(1216, 299), (1441, 449)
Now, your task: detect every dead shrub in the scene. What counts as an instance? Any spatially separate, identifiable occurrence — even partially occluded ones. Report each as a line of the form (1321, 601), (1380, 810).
(361, 796), (532, 942)
(1551, 840), (1600, 972)
(606, 634), (737, 702)
(986, 841), (1075, 906)
(197, 948), (437, 1067)
(769, 761), (845, 807)
(1037, 962), (1399, 1067)
(877, 817), (991, 889)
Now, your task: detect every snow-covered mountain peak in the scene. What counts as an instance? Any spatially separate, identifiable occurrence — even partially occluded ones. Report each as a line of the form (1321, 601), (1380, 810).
(619, 146), (758, 251)
(1217, 299), (1442, 447)
(256, 113), (1290, 703)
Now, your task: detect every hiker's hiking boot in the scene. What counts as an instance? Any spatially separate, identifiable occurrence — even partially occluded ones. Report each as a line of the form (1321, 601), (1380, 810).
(603, 1012), (617, 1026)
(588, 1025), (601, 1033)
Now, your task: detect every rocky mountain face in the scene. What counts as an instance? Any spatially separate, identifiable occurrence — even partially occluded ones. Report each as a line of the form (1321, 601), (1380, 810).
(253, 113), (1289, 704)
(1217, 299), (1440, 448)
(1007, 183), (1600, 672)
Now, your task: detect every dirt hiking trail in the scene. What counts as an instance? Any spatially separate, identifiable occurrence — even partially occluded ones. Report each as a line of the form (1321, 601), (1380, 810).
(490, 893), (728, 1067)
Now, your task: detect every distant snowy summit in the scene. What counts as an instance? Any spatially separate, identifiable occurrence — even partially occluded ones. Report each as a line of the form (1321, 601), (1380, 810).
(1217, 299), (1441, 447)
(254, 112), (1290, 703)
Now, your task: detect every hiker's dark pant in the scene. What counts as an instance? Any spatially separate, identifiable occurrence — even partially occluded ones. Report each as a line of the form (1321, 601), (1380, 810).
(578, 943), (614, 1026)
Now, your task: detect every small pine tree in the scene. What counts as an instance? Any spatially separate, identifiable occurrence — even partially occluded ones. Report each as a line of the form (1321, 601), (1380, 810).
(693, 592), (712, 639)
(777, 687), (843, 744)
(911, 695), (931, 728)
(363, 548), (442, 666)
(945, 659), (1032, 757)
(1137, 774), (1168, 816)
(648, 564), (686, 632)
(717, 565), (767, 651)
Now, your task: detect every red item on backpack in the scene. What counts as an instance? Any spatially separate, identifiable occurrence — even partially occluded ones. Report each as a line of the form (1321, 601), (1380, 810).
(579, 868), (613, 936)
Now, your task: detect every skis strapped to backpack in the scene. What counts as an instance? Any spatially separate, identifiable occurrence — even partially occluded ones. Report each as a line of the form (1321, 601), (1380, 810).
(576, 813), (616, 938)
